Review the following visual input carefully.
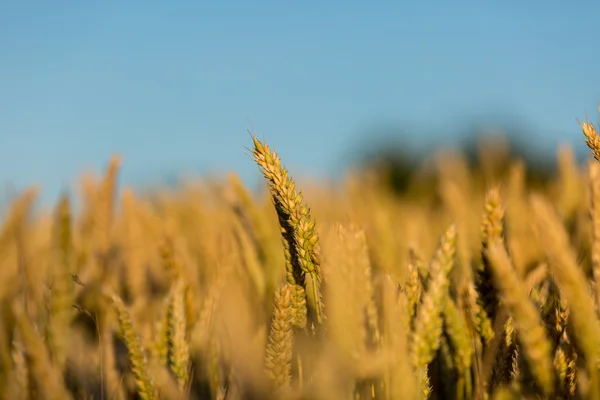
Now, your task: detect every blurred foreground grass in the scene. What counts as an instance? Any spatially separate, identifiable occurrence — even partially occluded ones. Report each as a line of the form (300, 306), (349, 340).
(2, 121), (600, 400)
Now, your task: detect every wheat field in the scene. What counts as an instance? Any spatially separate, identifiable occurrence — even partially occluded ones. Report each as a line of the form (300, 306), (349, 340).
(2, 120), (600, 400)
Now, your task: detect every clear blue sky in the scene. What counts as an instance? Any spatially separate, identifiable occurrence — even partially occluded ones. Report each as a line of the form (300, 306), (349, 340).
(1, 1), (599, 206)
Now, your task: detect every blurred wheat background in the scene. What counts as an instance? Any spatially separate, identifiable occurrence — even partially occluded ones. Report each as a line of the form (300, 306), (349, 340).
(2, 124), (600, 400)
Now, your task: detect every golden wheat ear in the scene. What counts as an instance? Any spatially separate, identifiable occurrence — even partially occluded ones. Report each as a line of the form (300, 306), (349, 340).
(265, 283), (294, 389)
(530, 194), (600, 399)
(410, 224), (457, 368)
(110, 293), (158, 400)
(485, 242), (554, 395)
(580, 119), (600, 162)
(250, 135), (325, 328)
(166, 280), (191, 392)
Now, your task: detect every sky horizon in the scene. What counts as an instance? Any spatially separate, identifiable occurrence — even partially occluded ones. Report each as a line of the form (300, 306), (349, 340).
(1, 1), (600, 206)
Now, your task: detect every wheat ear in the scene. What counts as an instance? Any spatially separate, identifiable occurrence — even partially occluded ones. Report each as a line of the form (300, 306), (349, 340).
(265, 283), (295, 389)
(411, 224), (457, 367)
(167, 280), (191, 391)
(531, 194), (600, 399)
(110, 294), (158, 400)
(485, 241), (554, 395)
(250, 135), (325, 327)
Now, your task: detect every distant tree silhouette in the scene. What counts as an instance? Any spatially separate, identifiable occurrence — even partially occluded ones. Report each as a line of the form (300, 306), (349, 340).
(353, 120), (569, 196)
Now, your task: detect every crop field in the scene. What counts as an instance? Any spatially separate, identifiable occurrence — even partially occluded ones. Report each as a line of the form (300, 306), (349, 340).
(3, 120), (600, 400)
